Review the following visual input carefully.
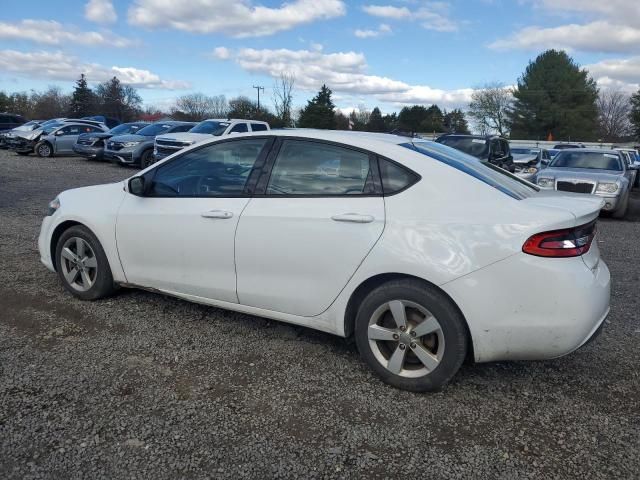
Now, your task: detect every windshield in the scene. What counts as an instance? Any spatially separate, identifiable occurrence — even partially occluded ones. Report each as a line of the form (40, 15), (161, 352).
(137, 123), (173, 136)
(110, 123), (143, 135)
(437, 137), (489, 159)
(550, 151), (623, 171)
(403, 141), (538, 200)
(190, 120), (229, 135)
(42, 122), (64, 135)
(511, 148), (539, 155)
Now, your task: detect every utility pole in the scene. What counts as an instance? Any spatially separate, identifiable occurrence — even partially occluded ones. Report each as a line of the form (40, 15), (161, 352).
(252, 85), (265, 111)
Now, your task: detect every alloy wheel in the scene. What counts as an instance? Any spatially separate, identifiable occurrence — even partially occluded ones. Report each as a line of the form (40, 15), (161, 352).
(38, 144), (51, 157)
(59, 237), (98, 292)
(367, 300), (445, 378)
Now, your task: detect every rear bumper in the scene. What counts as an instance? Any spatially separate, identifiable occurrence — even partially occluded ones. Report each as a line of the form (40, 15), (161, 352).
(442, 252), (610, 363)
(73, 144), (104, 160)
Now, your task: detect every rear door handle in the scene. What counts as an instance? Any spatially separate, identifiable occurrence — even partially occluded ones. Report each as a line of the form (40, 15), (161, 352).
(201, 210), (233, 219)
(331, 213), (375, 224)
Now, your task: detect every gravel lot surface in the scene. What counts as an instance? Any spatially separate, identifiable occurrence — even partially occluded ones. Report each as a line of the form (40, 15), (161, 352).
(0, 149), (638, 480)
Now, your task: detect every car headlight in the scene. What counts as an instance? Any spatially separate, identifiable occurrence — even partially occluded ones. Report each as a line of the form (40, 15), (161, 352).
(527, 167), (538, 174)
(47, 197), (60, 216)
(122, 141), (139, 148)
(595, 182), (618, 194)
(537, 177), (554, 187)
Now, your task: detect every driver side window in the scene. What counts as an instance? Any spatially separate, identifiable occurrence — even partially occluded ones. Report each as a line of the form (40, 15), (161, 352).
(149, 139), (267, 197)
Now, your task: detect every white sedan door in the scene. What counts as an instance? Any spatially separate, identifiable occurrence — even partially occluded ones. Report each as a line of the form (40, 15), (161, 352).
(235, 139), (385, 317)
(116, 138), (271, 302)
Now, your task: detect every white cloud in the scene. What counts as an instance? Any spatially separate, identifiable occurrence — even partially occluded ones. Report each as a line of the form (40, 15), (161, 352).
(0, 50), (190, 90)
(363, 2), (458, 32)
(492, 0), (640, 53)
(354, 23), (392, 38)
(128, 0), (346, 37)
(212, 47), (230, 59)
(212, 46), (473, 107)
(489, 21), (640, 53)
(0, 20), (133, 48)
(85, 0), (117, 24)
(585, 57), (640, 92)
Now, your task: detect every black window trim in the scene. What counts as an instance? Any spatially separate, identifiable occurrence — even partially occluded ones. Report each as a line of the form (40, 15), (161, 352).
(140, 135), (275, 199)
(252, 136), (387, 198)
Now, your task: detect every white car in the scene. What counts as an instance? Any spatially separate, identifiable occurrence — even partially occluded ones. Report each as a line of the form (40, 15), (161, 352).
(38, 130), (610, 391)
(153, 119), (269, 162)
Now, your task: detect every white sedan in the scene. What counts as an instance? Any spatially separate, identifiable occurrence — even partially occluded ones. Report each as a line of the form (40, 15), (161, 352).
(38, 130), (610, 391)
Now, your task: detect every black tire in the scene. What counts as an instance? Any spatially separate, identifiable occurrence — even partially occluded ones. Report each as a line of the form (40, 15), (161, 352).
(612, 192), (628, 219)
(355, 279), (468, 392)
(139, 149), (153, 169)
(35, 141), (53, 158)
(55, 225), (117, 301)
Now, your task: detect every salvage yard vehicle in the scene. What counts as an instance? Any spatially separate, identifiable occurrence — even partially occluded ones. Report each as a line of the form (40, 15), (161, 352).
(104, 121), (195, 168)
(39, 131), (610, 392)
(0, 120), (42, 149)
(154, 119), (270, 162)
(435, 134), (515, 172)
(35, 122), (109, 157)
(536, 149), (634, 218)
(73, 122), (150, 161)
(8, 119), (107, 155)
(510, 147), (552, 181)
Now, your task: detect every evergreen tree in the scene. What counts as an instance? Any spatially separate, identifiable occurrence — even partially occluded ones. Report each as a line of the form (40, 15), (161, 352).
(420, 105), (444, 132)
(443, 109), (470, 134)
(398, 105), (428, 132)
(68, 74), (96, 118)
(298, 84), (336, 129)
(630, 88), (640, 141)
(96, 76), (142, 122)
(509, 50), (599, 141)
(366, 107), (386, 132)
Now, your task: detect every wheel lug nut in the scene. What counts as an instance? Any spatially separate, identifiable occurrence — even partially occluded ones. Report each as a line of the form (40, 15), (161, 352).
(399, 326), (406, 331)
(392, 334), (399, 340)
(399, 344), (406, 350)
(410, 343), (416, 349)
(410, 331), (416, 337)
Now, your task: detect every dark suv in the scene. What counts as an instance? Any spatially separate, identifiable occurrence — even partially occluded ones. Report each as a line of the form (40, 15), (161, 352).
(0, 113), (26, 133)
(435, 134), (514, 172)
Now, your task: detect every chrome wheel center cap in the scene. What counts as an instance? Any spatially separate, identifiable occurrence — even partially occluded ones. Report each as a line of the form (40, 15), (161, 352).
(399, 332), (412, 345)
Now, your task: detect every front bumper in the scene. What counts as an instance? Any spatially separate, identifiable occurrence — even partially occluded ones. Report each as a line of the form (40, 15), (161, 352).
(38, 215), (56, 272)
(7, 137), (35, 152)
(73, 144), (104, 160)
(442, 252), (611, 363)
(597, 195), (620, 211)
(105, 150), (135, 164)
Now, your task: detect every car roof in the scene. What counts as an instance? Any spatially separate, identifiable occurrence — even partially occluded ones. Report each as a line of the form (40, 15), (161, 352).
(199, 118), (268, 123)
(554, 148), (620, 155)
(150, 121), (195, 125)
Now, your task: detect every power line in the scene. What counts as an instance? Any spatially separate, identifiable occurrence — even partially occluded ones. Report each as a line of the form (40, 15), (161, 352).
(252, 85), (265, 110)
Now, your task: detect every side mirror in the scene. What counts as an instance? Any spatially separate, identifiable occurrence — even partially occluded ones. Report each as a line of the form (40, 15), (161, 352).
(55, 130), (65, 136)
(128, 176), (146, 196)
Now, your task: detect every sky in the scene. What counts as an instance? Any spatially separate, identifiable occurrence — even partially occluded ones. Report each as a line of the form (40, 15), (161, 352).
(0, 0), (639, 114)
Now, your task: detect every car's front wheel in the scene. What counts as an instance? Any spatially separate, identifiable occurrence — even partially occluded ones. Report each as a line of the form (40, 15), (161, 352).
(139, 149), (153, 169)
(35, 141), (53, 158)
(355, 279), (468, 392)
(55, 225), (117, 300)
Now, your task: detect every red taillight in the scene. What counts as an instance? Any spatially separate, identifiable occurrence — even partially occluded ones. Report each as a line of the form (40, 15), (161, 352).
(522, 221), (596, 258)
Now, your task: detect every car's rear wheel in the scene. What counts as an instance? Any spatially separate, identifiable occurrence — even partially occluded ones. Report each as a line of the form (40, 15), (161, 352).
(55, 225), (116, 300)
(355, 279), (468, 392)
(35, 141), (53, 158)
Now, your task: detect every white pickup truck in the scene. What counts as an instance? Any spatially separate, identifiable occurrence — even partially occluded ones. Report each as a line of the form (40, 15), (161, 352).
(153, 119), (270, 162)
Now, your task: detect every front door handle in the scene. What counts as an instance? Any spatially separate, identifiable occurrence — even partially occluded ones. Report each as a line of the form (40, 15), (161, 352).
(331, 213), (374, 224)
(201, 210), (233, 219)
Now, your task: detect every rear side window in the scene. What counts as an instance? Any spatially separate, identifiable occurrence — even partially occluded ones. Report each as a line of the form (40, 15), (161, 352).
(266, 140), (375, 195)
(251, 123), (268, 132)
(379, 158), (420, 194)
(403, 142), (538, 200)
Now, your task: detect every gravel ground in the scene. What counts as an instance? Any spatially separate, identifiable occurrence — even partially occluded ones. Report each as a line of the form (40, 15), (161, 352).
(0, 149), (638, 480)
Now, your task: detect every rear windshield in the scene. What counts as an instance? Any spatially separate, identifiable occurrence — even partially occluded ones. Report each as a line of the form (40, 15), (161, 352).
(437, 136), (489, 158)
(550, 151), (622, 171)
(190, 120), (229, 135)
(402, 141), (538, 200)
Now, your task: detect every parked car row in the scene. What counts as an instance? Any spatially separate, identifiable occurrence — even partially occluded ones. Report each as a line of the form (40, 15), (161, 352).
(435, 133), (640, 219)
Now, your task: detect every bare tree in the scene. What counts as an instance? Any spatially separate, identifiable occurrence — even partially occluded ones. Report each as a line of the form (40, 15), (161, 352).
(172, 93), (228, 121)
(597, 90), (632, 142)
(272, 73), (295, 127)
(468, 82), (513, 136)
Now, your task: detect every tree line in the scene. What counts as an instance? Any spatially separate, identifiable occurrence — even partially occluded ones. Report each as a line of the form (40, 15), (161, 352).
(467, 49), (640, 143)
(2, 48), (640, 141)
